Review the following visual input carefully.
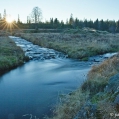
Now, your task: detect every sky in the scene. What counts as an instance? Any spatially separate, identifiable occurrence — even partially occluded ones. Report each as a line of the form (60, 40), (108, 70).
(0, 0), (119, 23)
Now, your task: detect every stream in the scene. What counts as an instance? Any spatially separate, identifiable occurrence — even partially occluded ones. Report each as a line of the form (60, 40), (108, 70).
(0, 36), (117, 119)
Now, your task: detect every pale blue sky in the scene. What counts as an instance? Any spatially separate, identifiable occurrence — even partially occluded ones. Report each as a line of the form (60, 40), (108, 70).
(0, 0), (119, 23)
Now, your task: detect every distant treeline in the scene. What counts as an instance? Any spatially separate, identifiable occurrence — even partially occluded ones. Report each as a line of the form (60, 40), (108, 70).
(0, 15), (119, 33)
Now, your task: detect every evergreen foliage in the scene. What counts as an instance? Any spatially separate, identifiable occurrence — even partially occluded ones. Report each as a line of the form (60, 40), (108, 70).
(0, 8), (119, 33)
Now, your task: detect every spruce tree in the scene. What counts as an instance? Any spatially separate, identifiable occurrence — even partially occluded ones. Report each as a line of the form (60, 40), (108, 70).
(3, 9), (6, 20)
(17, 14), (20, 23)
(0, 13), (2, 20)
(94, 19), (99, 30)
(69, 14), (74, 28)
(116, 20), (119, 33)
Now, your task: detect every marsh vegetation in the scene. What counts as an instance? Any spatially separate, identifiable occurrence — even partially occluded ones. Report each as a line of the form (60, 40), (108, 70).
(0, 31), (27, 74)
(15, 28), (119, 60)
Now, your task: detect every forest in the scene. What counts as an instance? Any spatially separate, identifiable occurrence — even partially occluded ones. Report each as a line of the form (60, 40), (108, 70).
(0, 8), (119, 33)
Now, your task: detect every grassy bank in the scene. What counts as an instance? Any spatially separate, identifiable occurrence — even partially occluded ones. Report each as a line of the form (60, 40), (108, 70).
(0, 34), (28, 74)
(48, 54), (119, 119)
(13, 29), (119, 118)
(15, 29), (119, 60)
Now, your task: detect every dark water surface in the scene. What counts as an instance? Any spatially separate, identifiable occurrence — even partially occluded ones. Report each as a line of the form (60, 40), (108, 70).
(0, 59), (90, 119)
(0, 36), (116, 119)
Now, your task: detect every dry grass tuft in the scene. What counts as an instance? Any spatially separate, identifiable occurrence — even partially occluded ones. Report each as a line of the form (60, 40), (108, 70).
(82, 54), (119, 95)
(49, 89), (89, 119)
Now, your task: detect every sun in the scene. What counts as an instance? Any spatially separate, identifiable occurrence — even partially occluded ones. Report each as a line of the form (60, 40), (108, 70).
(0, 15), (19, 31)
(6, 16), (13, 23)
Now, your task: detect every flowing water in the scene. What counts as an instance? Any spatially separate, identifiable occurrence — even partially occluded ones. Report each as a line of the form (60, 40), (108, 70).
(0, 36), (116, 119)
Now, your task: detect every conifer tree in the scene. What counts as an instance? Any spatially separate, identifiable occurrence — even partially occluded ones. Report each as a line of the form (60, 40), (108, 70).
(94, 19), (99, 30)
(17, 14), (20, 23)
(0, 13), (2, 20)
(115, 20), (119, 32)
(3, 9), (6, 20)
(69, 14), (74, 27)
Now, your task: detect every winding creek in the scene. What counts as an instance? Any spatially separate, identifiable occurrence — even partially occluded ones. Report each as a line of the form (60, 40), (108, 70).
(0, 36), (117, 119)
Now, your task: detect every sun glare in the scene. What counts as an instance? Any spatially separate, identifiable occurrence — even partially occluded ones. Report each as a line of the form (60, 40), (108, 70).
(6, 16), (13, 23)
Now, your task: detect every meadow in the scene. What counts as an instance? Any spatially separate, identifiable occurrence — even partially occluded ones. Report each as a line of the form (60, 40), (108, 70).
(15, 28), (119, 60)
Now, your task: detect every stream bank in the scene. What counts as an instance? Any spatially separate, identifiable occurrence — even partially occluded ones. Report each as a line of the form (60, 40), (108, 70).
(0, 36), (27, 75)
(51, 53), (119, 119)
(0, 36), (118, 119)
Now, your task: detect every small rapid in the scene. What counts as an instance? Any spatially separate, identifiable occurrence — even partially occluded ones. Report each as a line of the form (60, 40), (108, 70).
(9, 36), (67, 60)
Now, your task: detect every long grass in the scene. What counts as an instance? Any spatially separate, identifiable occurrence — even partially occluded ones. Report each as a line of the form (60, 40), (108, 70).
(0, 35), (27, 74)
(82, 54), (119, 95)
(46, 89), (90, 119)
